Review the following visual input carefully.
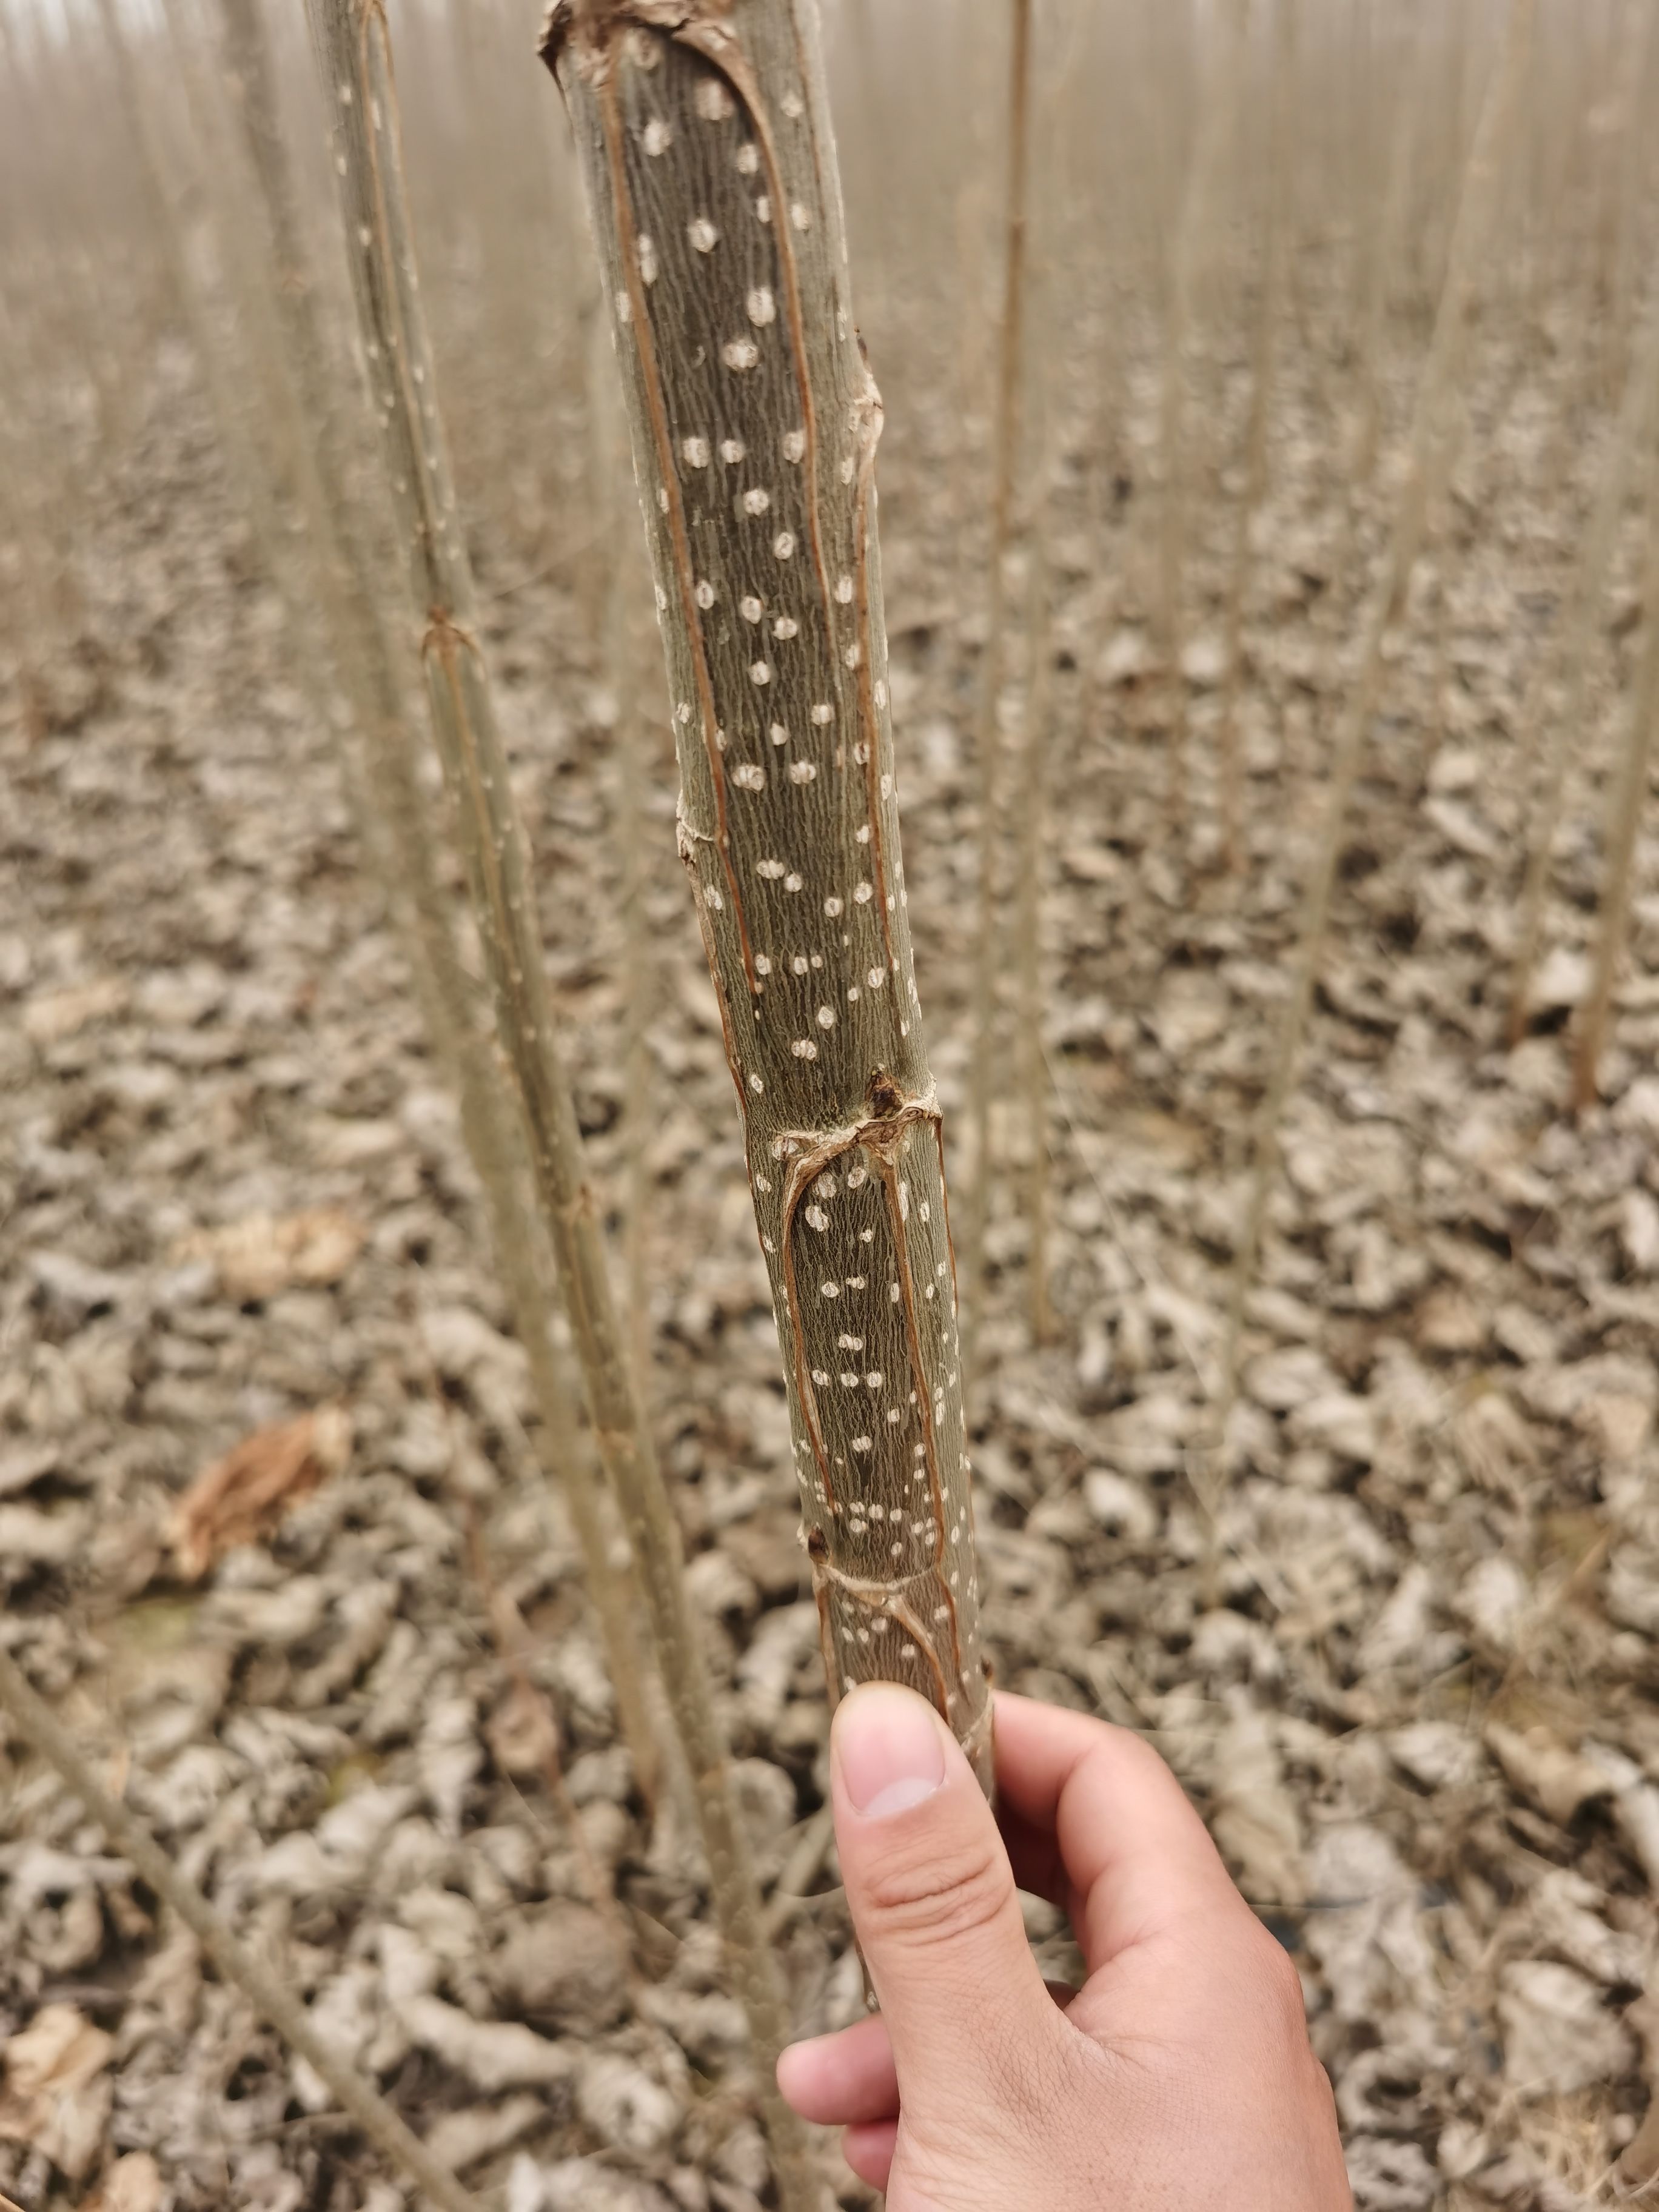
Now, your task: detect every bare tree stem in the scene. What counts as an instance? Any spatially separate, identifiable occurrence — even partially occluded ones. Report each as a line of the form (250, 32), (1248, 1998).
(0, 1645), (477, 2212)
(310, 5), (811, 2196)
(546, 0), (994, 1783)
(1207, 0), (1536, 1512)
(962, 0), (1033, 1378)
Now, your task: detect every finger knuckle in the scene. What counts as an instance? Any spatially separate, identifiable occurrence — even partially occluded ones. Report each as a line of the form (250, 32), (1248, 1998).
(1251, 1929), (1313, 2043)
(862, 1828), (1016, 1952)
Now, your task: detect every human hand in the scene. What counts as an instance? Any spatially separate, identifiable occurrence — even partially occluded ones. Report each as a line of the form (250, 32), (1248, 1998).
(777, 1686), (1352, 2210)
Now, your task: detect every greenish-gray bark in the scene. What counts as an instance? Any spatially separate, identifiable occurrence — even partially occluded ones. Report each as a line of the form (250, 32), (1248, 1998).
(546, 0), (993, 1786)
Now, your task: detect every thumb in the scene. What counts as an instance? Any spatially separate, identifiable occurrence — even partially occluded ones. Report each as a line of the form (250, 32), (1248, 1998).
(830, 1683), (1057, 2102)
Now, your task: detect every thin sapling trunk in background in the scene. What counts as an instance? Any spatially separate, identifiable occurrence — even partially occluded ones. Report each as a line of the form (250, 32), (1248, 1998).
(1509, 283), (1659, 1047)
(546, 0), (994, 1785)
(1572, 473), (1659, 1111)
(1155, 0), (1245, 845)
(1217, 0), (1296, 873)
(1207, 0), (1536, 1514)
(0, 1647), (480, 2212)
(309, 11), (812, 2199)
(209, 0), (664, 1814)
(962, 0), (1033, 1378)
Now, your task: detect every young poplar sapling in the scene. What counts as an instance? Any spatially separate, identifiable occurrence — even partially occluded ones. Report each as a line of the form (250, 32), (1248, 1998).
(309, 8), (813, 2195)
(546, 0), (995, 1786)
(1207, 0), (1536, 1515)
(962, 0), (1033, 1378)
(204, 0), (665, 1812)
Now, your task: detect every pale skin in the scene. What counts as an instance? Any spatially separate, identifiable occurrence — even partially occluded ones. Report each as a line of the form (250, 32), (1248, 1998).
(778, 1685), (1353, 2209)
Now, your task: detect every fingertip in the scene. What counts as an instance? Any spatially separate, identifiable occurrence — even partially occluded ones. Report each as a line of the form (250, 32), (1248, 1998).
(774, 2039), (812, 2113)
(842, 2118), (899, 2191)
(774, 2014), (900, 2127)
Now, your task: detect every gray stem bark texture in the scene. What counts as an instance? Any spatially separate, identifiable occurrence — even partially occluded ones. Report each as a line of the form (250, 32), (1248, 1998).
(548, 0), (993, 1786)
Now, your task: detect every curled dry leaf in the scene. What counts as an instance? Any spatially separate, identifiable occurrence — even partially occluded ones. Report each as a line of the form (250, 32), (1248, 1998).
(1483, 1721), (1612, 1827)
(83, 2152), (164, 2212)
(173, 1206), (366, 1302)
(169, 1405), (353, 1579)
(1621, 1989), (1659, 2188)
(1208, 1700), (1305, 1908)
(1496, 1960), (1636, 2098)
(0, 2003), (115, 2184)
(486, 1676), (562, 1781)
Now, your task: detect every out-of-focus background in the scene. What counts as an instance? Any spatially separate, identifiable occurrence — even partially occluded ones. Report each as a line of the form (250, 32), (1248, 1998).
(2, 1), (1658, 2206)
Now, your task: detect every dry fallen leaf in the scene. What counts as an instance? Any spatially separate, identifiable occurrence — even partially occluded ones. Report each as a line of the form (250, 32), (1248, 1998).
(84, 2152), (164, 2212)
(1484, 1721), (1612, 1827)
(169, 1405), (353, 1578)
(1622, 1989), (1659, 2188)
(487, 1677), (561, 1781)
(22, 976), (128, 1045)
(1208, 1698), (1305, 1907)
(174, 1206), (366, 1302)
(0, 2003), (115, 2184)
(1497, 1960), (1635, 2099)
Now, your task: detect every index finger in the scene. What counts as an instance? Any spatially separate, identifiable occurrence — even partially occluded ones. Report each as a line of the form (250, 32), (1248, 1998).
(991, 1692), (1245, 1975)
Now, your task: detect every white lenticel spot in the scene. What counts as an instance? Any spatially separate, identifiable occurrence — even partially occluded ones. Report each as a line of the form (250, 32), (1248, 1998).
(781, 89), (804, 117)
(740, 594), (763, 622)
(788, 760), (816, 784)
(854, 880), (873, 903)
(835, 574), (854, 603)
(839, 455), (855, 483)
(749, 662), (771, 685)
(732, 763), (765, 790)
(811, 703), (833, 726)
(742, 487), (771, 514)
(638, 235), (659, 284)
(868, 965), (886, 987)
(773, 531), (796, 558)
(757, 859), (785, 879)
(782, 429), (806, 461)
(695, 77), (733, 120)
(656, 488), (669, 511)
(755, 194), (771, 222)
(774, 615), (798, 639)
(816, 1005), (836, 1028)
(824, 896), (844, 917)
(705, 886), (723, 909)
(694, 578), (716, 609)
(682, 435), (710, 468)
(790, 201), (812, 228)
(749, 1071), (764, 1092)
(688, 216), (720, 252)
(747, 287), (776, 326)
(720, 437), (746, 463)
(643, 117), (672, 155)
(784, 871), (803, 892)
(769, 722), (789, 745)
(722, 338), (760, 370)
(755, 953), (773, 974)
(793, 1038), (819, 1059)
